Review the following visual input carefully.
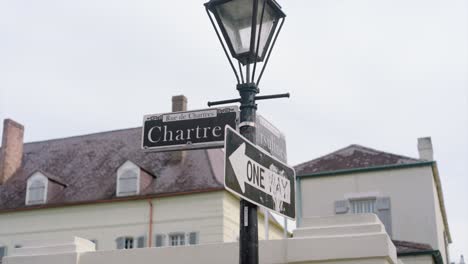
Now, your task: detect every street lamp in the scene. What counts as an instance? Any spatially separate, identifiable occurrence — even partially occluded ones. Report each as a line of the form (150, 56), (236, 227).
(205, 0), (285, 85)
(205, 1), (286, 264)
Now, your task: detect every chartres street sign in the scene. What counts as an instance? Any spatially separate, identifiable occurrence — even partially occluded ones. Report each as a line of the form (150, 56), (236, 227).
(142, 106), (238, 152)
(256, 114), (287, 163)
(224, 126), (296, 219)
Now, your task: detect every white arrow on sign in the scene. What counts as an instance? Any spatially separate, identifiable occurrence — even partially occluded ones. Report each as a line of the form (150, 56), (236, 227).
(229, 143), (291, 205)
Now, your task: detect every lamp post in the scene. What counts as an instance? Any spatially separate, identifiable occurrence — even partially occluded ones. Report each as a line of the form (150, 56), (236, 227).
(204, 0), (286, 263)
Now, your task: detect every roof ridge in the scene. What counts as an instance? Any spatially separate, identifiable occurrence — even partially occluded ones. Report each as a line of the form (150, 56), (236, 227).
(28, 169), (68, 187)
(294, 144), (357, 168)
(348, 144), (421, 161)
(294, 144), (421, 168)
(24, 126), (142, 145)
(117, 159), (157, 178)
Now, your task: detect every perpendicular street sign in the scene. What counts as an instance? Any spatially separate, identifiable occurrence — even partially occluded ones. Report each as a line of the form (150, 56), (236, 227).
(224, 126), (296, 219)
(256, 114), (287, 163)
(142, 106), (238, 152)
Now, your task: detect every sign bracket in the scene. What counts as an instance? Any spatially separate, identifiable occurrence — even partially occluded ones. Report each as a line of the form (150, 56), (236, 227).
(207, 92), (290, 107)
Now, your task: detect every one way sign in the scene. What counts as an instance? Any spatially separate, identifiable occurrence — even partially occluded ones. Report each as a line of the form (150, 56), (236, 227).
(224, 126), (296, 219)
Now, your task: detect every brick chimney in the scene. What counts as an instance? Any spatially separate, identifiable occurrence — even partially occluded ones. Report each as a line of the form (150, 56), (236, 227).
(0, 119), (24, 184)
(171, 95), (187, 163)
(417, 137), (434, 161)
(172, 95), (187, 112)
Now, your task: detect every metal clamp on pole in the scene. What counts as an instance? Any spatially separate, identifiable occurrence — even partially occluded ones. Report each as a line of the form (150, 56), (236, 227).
(239, 121), (255, 128)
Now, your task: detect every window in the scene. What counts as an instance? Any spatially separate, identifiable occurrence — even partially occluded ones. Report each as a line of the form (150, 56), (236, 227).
(155, 233), (198, 247)
(169, 233), (185, 246)
(350, 199), (376, 214)
(335, 196), (392, 237)
(136, 236), (146, 248)
(26, 173), (48, 205)
(116, 237), (133, 249)
(188, 232), (199, 245)
(119, 170), (138, 195)
(155, 234), (165, 247)
(124, 238), (134, 249)
(116, 236), (146, 249)
(116, 161), (140, 197)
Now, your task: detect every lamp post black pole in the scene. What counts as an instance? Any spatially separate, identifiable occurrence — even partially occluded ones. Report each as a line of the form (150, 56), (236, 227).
(237, 82), (259, 264)
(207, 84), (289, 264)
(204, 2), (286, 263)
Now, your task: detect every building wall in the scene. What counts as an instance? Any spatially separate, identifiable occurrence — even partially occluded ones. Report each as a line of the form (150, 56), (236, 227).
(3, 238), (397, 264)
(223, 192), (284, 242)
(0, 191), (224, 251)
(299, 166), (441, 252)
(3, 214), (398, 264)
(257, 209), (284, 240)
(222, 191), (239, 242)
(0, 190), (283, 255)
(430, 176), (449, 264)
(221, 192), (284, 242)
(400, 255), (435, 264)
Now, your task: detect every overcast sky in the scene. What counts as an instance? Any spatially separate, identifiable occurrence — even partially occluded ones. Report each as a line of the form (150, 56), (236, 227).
(0, 0), (467, 260)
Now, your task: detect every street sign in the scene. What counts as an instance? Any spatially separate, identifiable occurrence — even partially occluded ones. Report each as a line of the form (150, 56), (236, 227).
(256, 114), (287, 163)
(142, 106), (238, 152)
(224, 126), (295, 219)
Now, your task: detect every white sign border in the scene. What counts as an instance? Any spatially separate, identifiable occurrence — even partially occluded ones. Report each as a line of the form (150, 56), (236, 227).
(224, 125), (296, 220)
(141, 106), (239, 152)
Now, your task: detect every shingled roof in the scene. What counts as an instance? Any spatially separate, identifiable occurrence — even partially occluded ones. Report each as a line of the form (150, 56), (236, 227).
(394, 240), (443, 264)
(0, 127), (224, 212)
(393, 240), (433, 254)
(294, 144), (425, 176)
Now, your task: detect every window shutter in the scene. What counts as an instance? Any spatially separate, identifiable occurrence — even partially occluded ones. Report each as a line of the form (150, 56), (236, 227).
(118, 170), (139, 196)
(137, 236), (146, 248)
(28, 179), (46, 204)
(155, 234), (165, 247)
(376, 197), (392, 237)
(116, 237), (125, 249)
(0, 246), (6, 258)
(188, 232), (198, 245)
(335, 200), (349, 214)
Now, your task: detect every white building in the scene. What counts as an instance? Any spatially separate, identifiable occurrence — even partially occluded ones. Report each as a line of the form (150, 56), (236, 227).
(295, 140), (451, 264)
(0, 96), (453, 264)
(0, 96), (284, 263)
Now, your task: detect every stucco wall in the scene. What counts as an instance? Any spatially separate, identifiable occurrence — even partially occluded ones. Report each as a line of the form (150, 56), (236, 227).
(0, 190), (284, 256)
(299, 166), (441, 251)
(400, 255), (434, 264)
(4, 241), (396, 264)
(0, 191), (226, 251)
(222, 191), (240, 242)
(222, 191), (285, 242)
(4, 212), (398, 264)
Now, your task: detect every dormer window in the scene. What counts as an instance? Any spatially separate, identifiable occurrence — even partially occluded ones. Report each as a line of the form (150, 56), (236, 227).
(117, 161), (140, 196)
(26, 172), (48, 205)
(116, 160), (156, 197)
